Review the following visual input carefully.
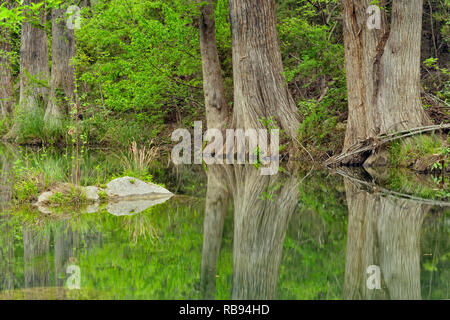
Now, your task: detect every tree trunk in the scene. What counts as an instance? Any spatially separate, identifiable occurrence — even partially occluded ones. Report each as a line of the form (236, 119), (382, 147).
(198, 0), (229, 131)
(19, 0), (49, 112)
(54, 222), (74, 287)
(44, 5), (76, 127)
(0, 152), (14, 290)
(344, 180), (429, 300)
(0, 8), (14, 119)
(228, 0), (300, 141)
(200, 166), (229, 299)
(226, 166), (298, 299)
(23, 226), (50, 289)
(341, 0), (431, 161)
(6, 0), (49, 139)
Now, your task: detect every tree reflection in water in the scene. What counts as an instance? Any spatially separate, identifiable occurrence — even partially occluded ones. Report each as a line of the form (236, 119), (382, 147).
(344, 179), (429, 300)
(201, 165), (299, 300)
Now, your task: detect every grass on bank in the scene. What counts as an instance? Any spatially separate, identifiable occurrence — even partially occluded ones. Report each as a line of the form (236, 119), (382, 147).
(8, 142), (161, 205)
(2, 102), (162, 149)
(389, 133), (450, 170)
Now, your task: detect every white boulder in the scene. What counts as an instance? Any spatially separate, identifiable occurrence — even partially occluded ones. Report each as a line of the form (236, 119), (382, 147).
(105, 176), (172, 199)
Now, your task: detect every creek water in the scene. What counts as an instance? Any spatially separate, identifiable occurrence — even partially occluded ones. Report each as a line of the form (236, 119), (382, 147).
(0, 145), (448, 299)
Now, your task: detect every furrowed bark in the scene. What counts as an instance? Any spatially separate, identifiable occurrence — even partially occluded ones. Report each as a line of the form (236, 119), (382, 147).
(228, 0), (300, 141)
(0, 4), (14, 119)
(198, 0), (229, 131)
(45, 5), (76, 127)
(6, 0), (49, 139)
(198, 1), (230, 299)
(341, 0), (430, 163)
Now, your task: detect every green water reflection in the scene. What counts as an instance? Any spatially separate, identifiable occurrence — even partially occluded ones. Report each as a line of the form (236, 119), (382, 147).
(0, 147), (448, 300)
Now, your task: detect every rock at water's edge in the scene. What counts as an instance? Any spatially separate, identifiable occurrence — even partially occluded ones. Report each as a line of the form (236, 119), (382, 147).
(105, 176), (172, 199)
(83, 186), (100, 201)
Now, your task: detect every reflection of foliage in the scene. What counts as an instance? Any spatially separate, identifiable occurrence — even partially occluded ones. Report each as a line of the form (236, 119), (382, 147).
(278, 172), (347, 299)
(420, 210), (450, 300)
(79, 202), (204, 299)
(120, 211), (158, 244)
(385, 168), (450, 200)
(257, 182), (282, 202)
(1, 169), (449, 300)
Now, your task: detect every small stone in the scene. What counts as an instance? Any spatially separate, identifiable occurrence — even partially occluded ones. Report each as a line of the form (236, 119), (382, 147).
(83, 186), (100, 201)
(36, 191), (55, 205)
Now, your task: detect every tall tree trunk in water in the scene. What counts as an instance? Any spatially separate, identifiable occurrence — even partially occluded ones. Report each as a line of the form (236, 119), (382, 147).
(200, 166), (229, 299)
(0, 0), (14, 119)
(45, 5), (76, 127)
(198, 0), (230, 299)
(341, 0), (430, 162)
(227, 166), (298, 299)
(0, 215), (15, 291)
(198, 0), (229, 131)
(228, 0), (300, 141)
(6, 0), (49, 139)
(343, 180), (429, 300)
(54, 222), (74, 287)
(0, 155), (14, 290)
(23, 226), (50, 289)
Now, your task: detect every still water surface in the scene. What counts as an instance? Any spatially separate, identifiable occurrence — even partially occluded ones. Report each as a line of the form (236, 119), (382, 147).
(0, 146), (448, 299)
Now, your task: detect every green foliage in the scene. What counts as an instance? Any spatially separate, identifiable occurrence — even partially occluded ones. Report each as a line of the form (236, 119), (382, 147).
(1, 166), (449, 299)
(98, 189), (108, 201)
(277, 3), (347, 148)
(9, 147), (116, 203)
(11, 157), (42, 203)
(0, 117), (9, 137)
(74, 0), (205, 147)
(117, 141), (158, 181)
(431, 146), (450, 172)
(389, 134), (446, 168)
(423, 57), (450, 109)
(386, 168), (450, 200)
(47, 186), (87, 206)
(14, 98), (67, 145)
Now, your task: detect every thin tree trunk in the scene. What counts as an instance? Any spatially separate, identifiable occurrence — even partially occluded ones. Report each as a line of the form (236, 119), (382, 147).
(0, 14), (14, 119)
(200, 166), (229, 299)
(0, 155), (14, 290)
(54, 222), (74, 287)
(198, 1), (230, 298)
(228, 0), (300, 141)
(198, 0), (229, 131)
(45, 5), (76, 127)
(344, 181), (429, 300)
(23, 225), (50, 289)
(341, 0), (430, 162)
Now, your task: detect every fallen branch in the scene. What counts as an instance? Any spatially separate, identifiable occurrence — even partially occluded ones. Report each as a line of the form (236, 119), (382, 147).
(335, 168), (450, 207)
(325, 123), (450, 166)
